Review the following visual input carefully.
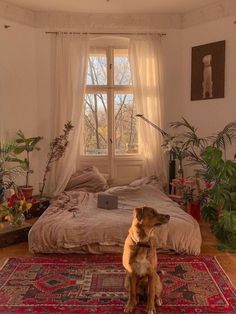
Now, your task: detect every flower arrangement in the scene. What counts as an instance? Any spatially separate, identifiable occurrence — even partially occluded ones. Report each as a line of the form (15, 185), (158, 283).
(171, 177), (195, 205)
(0, 193), (35, 227)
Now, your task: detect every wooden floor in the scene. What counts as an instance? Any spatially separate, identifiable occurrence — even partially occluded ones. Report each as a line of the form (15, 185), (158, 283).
(0, 222), (236, 287)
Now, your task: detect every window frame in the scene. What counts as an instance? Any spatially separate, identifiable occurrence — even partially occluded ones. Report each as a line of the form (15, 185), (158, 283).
(84, 46), (139, 159)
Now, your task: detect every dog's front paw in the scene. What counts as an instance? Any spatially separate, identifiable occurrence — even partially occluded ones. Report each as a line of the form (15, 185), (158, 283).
(156, 298), (162, 306)
(146, 305), (156, 314)
(124, 302), (135, 313)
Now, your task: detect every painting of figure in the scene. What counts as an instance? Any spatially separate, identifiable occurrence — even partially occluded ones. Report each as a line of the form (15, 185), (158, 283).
(202, 54), (213, 98)
(191, 40), (225, 101)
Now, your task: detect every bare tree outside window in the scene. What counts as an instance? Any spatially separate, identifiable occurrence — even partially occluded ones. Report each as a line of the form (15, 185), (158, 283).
(85, 94), (107, 155)
(115, 94), (138, 154)
(114, 49), (131, 86)
(84, 48), (138, 156)
(87, 52), (107, 85)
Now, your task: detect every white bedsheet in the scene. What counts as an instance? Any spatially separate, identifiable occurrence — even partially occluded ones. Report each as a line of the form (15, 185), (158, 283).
(28, 184), (202, 255)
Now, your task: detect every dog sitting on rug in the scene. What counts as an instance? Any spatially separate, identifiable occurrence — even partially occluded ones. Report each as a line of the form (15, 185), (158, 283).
(122, 206), (170, 314)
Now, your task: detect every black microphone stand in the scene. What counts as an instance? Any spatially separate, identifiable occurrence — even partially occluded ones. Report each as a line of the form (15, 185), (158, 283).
(136, 114), (176, 193)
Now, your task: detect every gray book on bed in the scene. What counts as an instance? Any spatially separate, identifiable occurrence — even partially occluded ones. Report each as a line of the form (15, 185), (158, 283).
(97, 193), (118, 209)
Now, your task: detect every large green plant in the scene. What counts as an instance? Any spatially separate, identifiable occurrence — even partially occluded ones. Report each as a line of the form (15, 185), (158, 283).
(200, 147), (236, 250)
(14, 130), (43, 187)
(170, 118), (236, 162)
(169, 118), (236, 251)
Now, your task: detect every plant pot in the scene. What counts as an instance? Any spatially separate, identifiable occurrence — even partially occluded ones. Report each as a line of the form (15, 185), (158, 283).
(19, 186), (33, 199)
(190, 200), (201, 222)
(0, 179), (4, 203)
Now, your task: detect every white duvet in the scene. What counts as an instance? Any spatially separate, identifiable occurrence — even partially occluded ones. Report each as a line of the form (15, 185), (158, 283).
(28, 183), (202, 255)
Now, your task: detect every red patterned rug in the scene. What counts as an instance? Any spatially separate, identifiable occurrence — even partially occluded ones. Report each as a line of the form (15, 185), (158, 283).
(0, 255), (235, 313)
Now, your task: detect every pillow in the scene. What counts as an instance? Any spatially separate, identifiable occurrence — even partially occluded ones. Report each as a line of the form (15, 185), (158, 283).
(65, 166), (108, 192)
(129, 175), (162, 188)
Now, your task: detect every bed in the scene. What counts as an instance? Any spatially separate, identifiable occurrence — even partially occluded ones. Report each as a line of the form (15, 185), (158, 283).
(28, 171), (202, 255)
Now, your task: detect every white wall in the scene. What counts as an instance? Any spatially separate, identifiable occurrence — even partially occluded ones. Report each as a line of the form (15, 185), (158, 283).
(0, 19), (37, 136)
(34, 30), (53, 191)
(0, 20), (53, 194)
(1, 14), (236, 190)
(180, 15), (236, 162)
(161, 30), (183, 130)
(0, 18), (41, 191)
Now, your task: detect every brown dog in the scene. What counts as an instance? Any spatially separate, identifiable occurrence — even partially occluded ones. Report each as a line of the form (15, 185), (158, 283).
(123, 206), (170, 313)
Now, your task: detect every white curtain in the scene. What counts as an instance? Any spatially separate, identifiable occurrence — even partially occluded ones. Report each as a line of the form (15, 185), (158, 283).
(129, 35), (167, 184)
(48, 34), (90, 196)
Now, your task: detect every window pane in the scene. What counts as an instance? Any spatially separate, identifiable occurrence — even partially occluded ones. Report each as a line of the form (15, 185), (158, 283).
(86, 52), (107, 85)
(114, 49), (131, 85)
(84, 94), (108, 155)
(114, 94), (138, 154)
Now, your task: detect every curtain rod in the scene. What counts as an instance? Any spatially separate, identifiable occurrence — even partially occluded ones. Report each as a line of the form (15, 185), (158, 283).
(45, 31), (166, 36)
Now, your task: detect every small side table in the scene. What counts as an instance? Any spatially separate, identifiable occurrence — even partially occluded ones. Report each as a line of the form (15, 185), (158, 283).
(168, 194), (187, 211)
(169, 194), (201, 222)
(0, 222), (32, 248)
(24, 198), (50, 219)
(168, 194), (183, 205)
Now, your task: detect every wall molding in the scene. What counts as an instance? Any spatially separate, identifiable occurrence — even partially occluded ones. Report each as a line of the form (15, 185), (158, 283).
(35, 12), (181, 31)
(181, 0), (236, 28)
(0, 0), (36, 27)
(0, 0), (236, 30)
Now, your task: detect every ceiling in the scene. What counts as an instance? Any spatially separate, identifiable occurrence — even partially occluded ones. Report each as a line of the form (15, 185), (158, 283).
(5, 0), (219, 14)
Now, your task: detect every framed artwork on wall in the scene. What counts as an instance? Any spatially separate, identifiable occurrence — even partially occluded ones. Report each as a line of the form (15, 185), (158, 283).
(191, 40), (225, 101)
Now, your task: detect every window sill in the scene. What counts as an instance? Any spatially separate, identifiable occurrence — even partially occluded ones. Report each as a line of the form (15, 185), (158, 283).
(80, 154), (143, 161)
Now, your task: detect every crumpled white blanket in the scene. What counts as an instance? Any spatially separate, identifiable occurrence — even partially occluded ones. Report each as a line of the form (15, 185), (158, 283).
(28, 183), (202, 255)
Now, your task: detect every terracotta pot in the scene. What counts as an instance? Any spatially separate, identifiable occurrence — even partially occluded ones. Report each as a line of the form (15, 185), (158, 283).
(19, 186), (33, 199)
(190, 200), (201, 222)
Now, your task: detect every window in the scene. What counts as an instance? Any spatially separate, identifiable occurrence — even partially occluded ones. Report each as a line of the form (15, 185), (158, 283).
(84, 48), (138, 156)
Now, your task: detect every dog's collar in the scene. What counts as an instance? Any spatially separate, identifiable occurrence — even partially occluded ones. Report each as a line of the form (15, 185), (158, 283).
(135, 241), (151, 248)
(130, 232), (152, 249)
(130, 226), (156, 246)
(130, 232), (140, 245)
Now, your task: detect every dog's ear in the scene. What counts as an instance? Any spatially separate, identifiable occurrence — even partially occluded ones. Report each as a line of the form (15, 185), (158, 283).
(134, 207), (144, 222)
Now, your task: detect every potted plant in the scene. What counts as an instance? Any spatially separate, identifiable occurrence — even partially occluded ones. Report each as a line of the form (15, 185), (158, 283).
(0, 141), (23, 202)
(200, 146), (236, 251)
(169, 118), (236, 251)
(14, 130), (43, 198)
(162, 137), (190, 178)
(39, 121), (74, 198)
